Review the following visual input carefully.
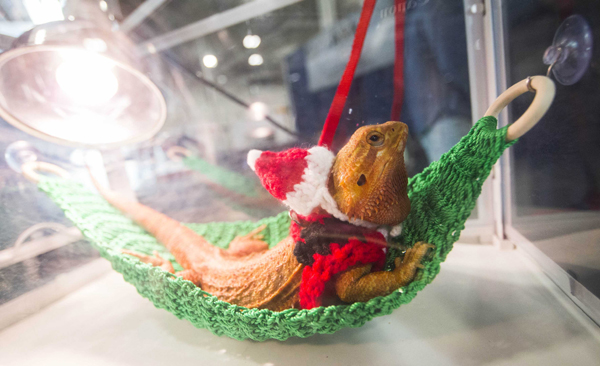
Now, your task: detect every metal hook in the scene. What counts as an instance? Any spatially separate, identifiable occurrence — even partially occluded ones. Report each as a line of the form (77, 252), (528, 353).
(526, 76), (536, 93)
(289, 210), (311, 227)
(544, 46), (563, 79)
(289, 210), (302, 226)
(546, 63), (554, 78)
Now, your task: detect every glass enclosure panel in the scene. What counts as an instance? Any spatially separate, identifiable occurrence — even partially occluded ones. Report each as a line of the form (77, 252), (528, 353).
(133, 0), (473, 161)
(0, 0), (474, 306)
(126, 0), (473, 215)
(0, 127), (98, 305)
(504, 1), (600, 297)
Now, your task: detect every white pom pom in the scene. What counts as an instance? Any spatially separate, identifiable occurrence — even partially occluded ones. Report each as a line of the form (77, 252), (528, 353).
(390, 224), (403, 237)
(247, 149), (263, 171)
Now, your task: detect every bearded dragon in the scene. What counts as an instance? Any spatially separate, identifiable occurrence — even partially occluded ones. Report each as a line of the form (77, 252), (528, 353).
(94, 122), (432, 311)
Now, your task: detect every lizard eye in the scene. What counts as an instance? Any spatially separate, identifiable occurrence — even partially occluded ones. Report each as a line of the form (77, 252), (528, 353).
(367, 132), (384, 147)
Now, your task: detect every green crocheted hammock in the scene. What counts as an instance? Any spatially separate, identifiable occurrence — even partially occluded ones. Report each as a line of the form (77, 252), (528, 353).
(37, 117), (515, 341)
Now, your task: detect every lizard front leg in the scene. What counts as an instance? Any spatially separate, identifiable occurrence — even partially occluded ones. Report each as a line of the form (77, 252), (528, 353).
(334, 241), (434, 303)
(122, 250), (202, 286)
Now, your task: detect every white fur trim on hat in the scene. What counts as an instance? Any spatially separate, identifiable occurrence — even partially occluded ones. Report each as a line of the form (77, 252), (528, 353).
(247, 149), (262, 172)
(283, 146), (334, 216)
(283, 146), (377, 229)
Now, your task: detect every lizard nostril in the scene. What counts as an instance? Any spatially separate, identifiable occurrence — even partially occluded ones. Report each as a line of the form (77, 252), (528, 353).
(357, 174), (367, 186)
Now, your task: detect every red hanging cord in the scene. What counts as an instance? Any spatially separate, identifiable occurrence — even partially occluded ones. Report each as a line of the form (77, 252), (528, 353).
(317, 0), (407, 147)
(317, 0), (378, 148)
(391, 0), (406, 120)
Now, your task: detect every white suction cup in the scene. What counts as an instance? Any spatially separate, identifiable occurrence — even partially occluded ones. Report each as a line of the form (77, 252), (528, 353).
(5, 140), (40, 173)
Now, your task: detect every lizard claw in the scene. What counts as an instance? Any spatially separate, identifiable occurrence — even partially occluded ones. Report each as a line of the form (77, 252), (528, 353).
(394, 256), (402, 267)
(121, 249), (175, 273)
(395, 242), (434, 269)
(391, 241), (435, 285)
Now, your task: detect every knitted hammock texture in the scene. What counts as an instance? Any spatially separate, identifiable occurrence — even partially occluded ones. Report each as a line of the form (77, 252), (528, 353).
(37, 117), (515, 341)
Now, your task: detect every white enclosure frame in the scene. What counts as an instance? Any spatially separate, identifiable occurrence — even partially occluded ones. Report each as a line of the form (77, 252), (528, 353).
(484, 0), (600, 326)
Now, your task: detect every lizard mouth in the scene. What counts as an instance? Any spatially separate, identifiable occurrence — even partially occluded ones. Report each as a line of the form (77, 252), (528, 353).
(379, 136), (405, 181)
(376, 160), (390, 182)
(394, 134), (407, 152)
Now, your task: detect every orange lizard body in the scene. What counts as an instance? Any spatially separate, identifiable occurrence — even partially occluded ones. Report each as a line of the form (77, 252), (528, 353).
(96, 122), (432, 311)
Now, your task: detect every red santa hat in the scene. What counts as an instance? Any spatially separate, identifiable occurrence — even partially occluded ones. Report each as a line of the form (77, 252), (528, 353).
(247, 146), (375, 228)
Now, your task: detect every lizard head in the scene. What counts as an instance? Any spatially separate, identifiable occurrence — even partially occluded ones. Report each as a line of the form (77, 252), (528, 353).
(328, 121), (411, 226)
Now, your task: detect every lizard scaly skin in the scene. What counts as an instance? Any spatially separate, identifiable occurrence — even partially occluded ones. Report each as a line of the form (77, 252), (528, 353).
(95, 122), (432, 311)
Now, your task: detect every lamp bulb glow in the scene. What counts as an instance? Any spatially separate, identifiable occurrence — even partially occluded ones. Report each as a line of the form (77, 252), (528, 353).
(55, 51), (119, 105)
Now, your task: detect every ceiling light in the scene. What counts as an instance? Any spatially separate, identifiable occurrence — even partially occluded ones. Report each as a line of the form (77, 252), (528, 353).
(203, 54), (218, 68)
(243, 35), (261, 49)
(248, 54), (263, 66)
(249, 102), (268, 121)
(23, 0), (64, 25)
(251, 126), (274, 139)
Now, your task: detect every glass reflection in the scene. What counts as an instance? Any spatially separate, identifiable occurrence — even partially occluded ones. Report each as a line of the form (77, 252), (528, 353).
(505, 0), (600, 297)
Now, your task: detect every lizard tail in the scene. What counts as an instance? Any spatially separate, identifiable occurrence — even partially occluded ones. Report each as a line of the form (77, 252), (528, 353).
(88, 169), (221, 267)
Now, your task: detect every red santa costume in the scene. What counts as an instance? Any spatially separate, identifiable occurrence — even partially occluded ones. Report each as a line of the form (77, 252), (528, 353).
(247, 147), (388, 309)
